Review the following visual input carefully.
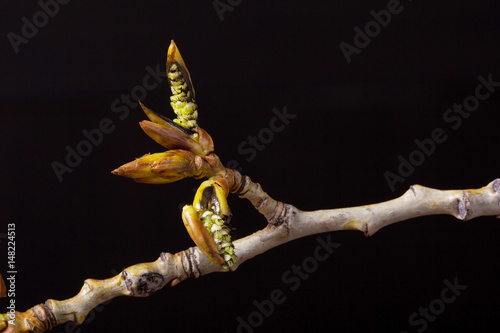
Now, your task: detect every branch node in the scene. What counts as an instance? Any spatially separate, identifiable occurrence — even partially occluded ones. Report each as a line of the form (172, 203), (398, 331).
(457, 191), (471, 220)
(234, 174), (251, 196)
(410, 185), (417, 197)
(180, 247), (202, 279)
(268, 202), (287, 227)
(492, 178), (500, 193)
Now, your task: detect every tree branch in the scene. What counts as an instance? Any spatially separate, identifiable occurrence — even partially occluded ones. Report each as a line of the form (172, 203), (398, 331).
(2, 176), (500, 333)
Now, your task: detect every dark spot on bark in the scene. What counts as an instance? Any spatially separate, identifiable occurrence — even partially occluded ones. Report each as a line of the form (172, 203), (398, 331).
(136, 273), (164, 295)
(124, 272), (164, 296)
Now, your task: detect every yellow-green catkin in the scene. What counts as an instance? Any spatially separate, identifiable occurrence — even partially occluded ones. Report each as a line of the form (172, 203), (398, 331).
(168, 63), (198, 132)
(200, 210), (237, 268)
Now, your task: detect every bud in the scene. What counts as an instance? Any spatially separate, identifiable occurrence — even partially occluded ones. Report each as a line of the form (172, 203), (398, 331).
(188, 176), (236, 268)
(139, 101), (213, 156)
(112, 150), (197, 184)
(197, 126), (215, 155)
(194, 177), (231, 216)
(139, 120), (209, 156)
(167, 40), (198, 132)
(137, 40), (216, 155)
(167, 40), (195, 104)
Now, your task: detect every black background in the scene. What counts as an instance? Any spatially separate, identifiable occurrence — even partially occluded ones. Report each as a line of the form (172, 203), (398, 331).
(1, 1), (500, 332)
